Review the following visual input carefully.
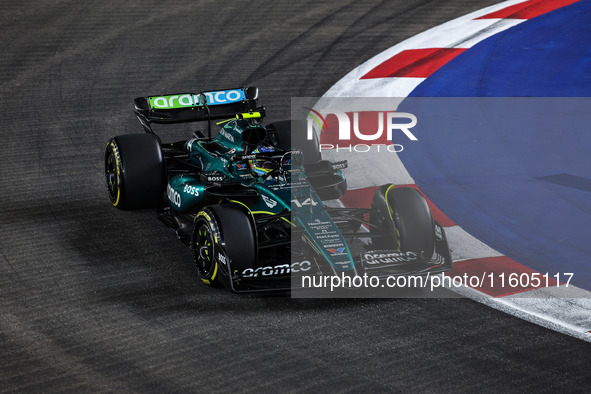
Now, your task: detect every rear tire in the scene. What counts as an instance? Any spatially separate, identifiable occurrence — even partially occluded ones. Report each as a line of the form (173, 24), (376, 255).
(268, 120), (321, 164)
(105, 134), (165, 209)
(370, 185), (435, 258)
(192, 205), (256, 287)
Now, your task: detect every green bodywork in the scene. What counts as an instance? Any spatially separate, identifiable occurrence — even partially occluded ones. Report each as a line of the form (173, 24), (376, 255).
(166, 119), (355, 274)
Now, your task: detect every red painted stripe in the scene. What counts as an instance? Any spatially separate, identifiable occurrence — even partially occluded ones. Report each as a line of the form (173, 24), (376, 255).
(361, 48), (467, 79)
(447, 256), (559, 297)
(476, 0), (580, 20)
(339, 185), (456, 227)
(340, 186), (379, 210)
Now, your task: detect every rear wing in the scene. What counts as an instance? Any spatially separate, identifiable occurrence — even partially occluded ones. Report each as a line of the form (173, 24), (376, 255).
(133, 87), (265, 136)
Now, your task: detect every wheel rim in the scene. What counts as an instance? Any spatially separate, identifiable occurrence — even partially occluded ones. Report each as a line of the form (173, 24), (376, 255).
(194, 222), (216, 277)
(105, 149), (119, 204)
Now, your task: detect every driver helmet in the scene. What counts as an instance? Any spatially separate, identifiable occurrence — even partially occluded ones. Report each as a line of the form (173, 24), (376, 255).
(248, 146), (278, 177)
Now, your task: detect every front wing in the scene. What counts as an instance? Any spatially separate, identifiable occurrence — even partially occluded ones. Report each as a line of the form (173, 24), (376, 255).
(216, 211), (453, 293)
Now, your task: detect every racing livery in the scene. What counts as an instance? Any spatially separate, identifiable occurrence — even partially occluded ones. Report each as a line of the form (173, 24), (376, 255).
(105, 87), (452, 292)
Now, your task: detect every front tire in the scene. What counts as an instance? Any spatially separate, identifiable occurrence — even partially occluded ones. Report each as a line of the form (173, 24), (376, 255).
(105, 134), (165, 209)
(370, 185), (435, 258)
(192, 205), (256, 287)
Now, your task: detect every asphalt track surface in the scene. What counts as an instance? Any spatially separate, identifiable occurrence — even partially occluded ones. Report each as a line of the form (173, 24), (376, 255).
(1, 1), (590, 392)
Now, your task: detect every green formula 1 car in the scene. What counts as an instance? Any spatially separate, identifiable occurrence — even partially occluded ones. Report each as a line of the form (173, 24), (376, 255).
(105, 87), (452, 292)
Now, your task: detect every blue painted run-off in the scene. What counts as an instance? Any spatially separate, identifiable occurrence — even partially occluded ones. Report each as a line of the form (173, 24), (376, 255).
(401, 1), (591, 290)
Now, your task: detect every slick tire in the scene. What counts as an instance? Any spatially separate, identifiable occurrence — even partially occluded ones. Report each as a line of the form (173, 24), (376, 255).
(370, 185), (435, 258)
(268, 120), (321, 164)
(105, 134), (165, 209)
(192, 205), (256, 287)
